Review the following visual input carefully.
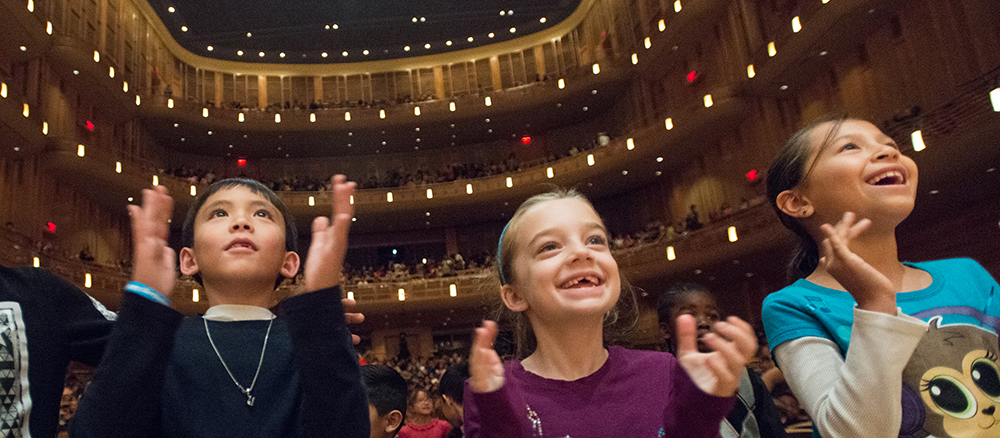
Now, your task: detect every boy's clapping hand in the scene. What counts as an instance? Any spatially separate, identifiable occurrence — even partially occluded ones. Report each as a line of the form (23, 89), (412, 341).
(128, 185), (177, 297)
(303, 175), (355, 294)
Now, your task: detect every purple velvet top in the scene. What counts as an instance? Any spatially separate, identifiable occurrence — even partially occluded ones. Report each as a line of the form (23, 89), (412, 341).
(463, 346), (733, 438)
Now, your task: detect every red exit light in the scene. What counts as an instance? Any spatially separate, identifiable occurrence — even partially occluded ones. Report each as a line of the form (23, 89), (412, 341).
(85, 121), (95, 131)
(46, 222), (56, 232)
(521, 136), (531, 144)
(686, 71), (698, 83)
(237, 158), (247, 167)
(746, 169), (758, 181)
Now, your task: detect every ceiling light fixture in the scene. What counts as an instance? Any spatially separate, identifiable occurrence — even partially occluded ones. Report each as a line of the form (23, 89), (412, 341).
(488, 32), (495, 38)
(168, 6), (175, 12)
(540, 17), (546, 23)
(207, 45), (213, 51)
(180, 26), (188, 32)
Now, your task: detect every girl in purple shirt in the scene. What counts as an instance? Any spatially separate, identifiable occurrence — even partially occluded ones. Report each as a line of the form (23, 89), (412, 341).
(463, 189), (758, 438)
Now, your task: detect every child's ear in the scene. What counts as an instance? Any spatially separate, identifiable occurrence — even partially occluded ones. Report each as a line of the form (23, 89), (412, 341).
(178, 247), (199, 276)
(501, 284), (529, 312)
(776, 189), (813, 218)
(384, 410), (403, 434)
(658, 321), (672, 342)
(280, 251), (300, 279)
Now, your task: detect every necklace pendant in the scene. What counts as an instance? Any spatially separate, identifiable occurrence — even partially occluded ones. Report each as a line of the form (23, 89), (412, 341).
(246, 394), (255, 406)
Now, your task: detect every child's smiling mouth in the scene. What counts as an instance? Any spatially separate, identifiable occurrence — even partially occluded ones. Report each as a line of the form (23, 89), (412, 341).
(559, 274), (604, 289)
(225, 238), (258, 251)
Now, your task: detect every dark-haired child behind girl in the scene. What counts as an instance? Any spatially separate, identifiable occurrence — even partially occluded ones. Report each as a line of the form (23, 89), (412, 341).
(658, 283), (787, 438)
(72, 176), (369, 438)
(761, 118), (1000, 438)
(463, 188), (759, 437)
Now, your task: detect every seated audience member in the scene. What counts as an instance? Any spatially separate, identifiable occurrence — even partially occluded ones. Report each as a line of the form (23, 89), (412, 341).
(0, 263), (114, 438)
(400, 389), (451, 438)
(438, 362), (470, 438)
(362, 365), (408, 438)
(658, 283), (786, 438)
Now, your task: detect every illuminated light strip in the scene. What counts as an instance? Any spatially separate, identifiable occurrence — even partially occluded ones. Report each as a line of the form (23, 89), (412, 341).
(728, 226), (738, 242)
(666, 246), (676, 260)
(911, 130), (926, 151)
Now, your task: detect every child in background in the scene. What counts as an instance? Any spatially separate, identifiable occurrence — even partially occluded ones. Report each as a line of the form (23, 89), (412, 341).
(464, 189), (758, 438)
(362, 365), (407, 438)
(73, 176), (369, 438)
(657, 282), (787, 438)
(438, 362), (470, 438)
(762, 118), (1000, 437)
(400, 389), (451, 438)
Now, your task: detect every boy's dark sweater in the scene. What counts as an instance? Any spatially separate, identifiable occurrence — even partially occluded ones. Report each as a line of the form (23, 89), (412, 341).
(72, 285), (369, 438)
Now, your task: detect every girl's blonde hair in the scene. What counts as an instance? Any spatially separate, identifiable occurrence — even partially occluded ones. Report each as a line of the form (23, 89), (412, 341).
(494, 187), (638, 359)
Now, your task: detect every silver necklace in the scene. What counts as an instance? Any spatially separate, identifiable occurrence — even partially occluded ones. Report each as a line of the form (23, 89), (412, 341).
(203, 316), (274, 406)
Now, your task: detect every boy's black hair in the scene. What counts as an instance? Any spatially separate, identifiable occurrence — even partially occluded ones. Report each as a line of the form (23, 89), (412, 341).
(181, 178), (298, 288)
(438, 362), (470, 405)
(361, 365), (408, 426)
(656, 282), (711, 324)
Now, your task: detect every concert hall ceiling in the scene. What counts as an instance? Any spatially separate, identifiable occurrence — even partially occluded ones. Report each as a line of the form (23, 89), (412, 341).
(145, 0), (580, 64)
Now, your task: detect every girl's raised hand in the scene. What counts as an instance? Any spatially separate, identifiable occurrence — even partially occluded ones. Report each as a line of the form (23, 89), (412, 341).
(128, 185), (177, 297)
(676, 315), (756, 397)
(303, 175), (355, 294)
(818, 212), (896, 314)
(469, 320), (505, 393)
